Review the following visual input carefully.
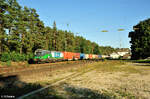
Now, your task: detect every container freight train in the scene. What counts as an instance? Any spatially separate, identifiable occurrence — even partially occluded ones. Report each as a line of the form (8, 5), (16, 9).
(33, 49), (102, 63)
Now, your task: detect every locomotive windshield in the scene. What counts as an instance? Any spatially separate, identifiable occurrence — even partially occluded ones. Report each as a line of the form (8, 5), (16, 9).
(35, 49), (51, 56)
(35, 52), (42, 56)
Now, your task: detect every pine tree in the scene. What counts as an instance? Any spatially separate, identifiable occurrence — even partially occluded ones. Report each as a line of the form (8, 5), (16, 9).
(0, 0), (117, 57)
(5, 0), (22, 53)
(52, 21), (57, 50)
(0, 0), (7, 54)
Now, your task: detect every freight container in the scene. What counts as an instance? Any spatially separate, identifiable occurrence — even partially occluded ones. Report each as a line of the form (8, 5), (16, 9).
(50, 51), (64, 62)
(63, 51), (74, 60)
(95, 55), (99, 59)
(85, 54), (89, 59)
(93, 54), (98, 59)
(73, 53), (80, 60)
(80, 53), (85, 59)
(92, 54), (96, 59)
(89, 54), (93, 59)
(51, 51), (63, 59)
(98, 55), (102, 58)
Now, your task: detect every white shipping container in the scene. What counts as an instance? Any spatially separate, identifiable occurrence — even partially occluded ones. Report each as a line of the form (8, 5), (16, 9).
(51, 51), (55, 58)
(85, 54), (89, 59)
(51, 51), (63, 58)
(60, 52), (64, 58)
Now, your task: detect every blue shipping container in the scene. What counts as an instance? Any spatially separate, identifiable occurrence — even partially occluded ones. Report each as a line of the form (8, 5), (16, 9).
(80, 53), (85, 59)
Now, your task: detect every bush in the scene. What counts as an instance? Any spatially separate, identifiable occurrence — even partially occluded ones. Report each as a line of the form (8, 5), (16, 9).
(0, 52), (11, 62)
(0, 52), (34, 62)
(6, 60), (11, 67)
(25, 53), (34, 61)
(20, 54), (26, 61)
(10, 52), (26, 62)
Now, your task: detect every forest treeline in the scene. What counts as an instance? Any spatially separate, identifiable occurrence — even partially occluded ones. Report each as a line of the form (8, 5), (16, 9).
(0, 0), (117, 58)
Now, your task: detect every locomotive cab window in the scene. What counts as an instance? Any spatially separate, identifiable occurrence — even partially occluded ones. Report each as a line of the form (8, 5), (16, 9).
(35, 52), (42, 56)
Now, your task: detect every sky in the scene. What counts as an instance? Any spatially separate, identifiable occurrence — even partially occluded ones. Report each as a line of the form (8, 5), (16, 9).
(18, 0), (150, 48)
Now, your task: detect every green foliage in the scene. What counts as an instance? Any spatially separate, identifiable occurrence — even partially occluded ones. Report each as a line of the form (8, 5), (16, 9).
(0, 52), (11, 62)
(6, 60), (11, 67)
(99, 46), (116, 55)
(0, 51), (33, 62)
(26, 53), (34, 60)
(0, 0), (117, 59)
(10, 52), (26, 62)
(129, 18), (150, 59)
